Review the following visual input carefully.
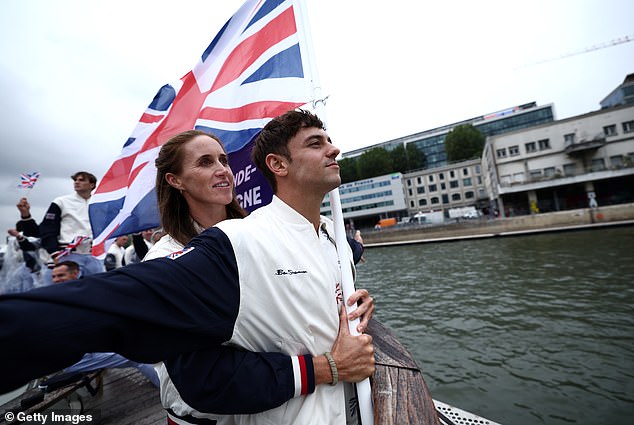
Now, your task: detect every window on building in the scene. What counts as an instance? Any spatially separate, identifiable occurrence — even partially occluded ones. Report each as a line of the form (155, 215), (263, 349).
(538, 139), (551, 150)
(525, 141), (537, 153)
(591, 158), (605, 171)
(407, 179), (412, 187)
(604, 125), (617, 137)
(529, 170), (542, 180)
(416, 177), (422, 185)
(513, 172), (524, 183)
(450, 180), (459, 188)
(475, 165), (481, 174)
(508, 145), (519, 156)
(478, 188), (485, 198)
(463, 168), (469, 176)
(418, 199), (427, 206)
(623, 120), (634, 133)
(417, 186), (425, 194)
(496, 148), (507, 158)
(450, 170), (456, 178)
(408, 188), (413, 196)
(429, 175), (435, 182)
(441, 182), (446, 190)
(610, 155), (624, 168)
(439, 172), (445, 180)
(465, 191), (475, 199)
(564, 133), (575, 146)
(410, 200), (415, 208)
(563, 163), (576, 176)
(451, 193), (461, 201)
(463, 178), (472, 186)
(442, 194), (449, 204)
(477, 175), (483, 184)
(431, 197), (439, 204)
(429, 184), (437, 192)
(544, 167), (556, 178)
(501, 175), (511, 185)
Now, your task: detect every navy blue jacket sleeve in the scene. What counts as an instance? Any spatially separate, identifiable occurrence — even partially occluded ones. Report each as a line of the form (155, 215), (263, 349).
(16, 217), (40, 238)
(164, 347), (299, 414)
(0, 228), (239, 393)
(38, 202), (62, 253)
(347, 236), (364, 265)
(132, 233), (150, 260)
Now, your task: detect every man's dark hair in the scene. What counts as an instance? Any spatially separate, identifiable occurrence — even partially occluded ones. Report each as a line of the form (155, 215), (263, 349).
(71, 171), (97, 186)
(54, 261), (80, 275)
(252, 109), (325, 192)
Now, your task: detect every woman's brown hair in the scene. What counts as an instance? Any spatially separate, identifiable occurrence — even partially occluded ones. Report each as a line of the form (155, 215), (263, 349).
(155, 130), (246, 245)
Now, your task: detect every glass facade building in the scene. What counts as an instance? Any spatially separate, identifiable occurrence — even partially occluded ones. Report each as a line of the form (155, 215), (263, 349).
(600, 73), (634, 108)
(343, 102), (555, 170)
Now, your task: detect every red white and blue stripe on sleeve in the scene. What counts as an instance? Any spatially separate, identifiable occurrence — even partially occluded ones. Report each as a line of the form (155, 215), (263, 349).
(292, 354), (316, 396)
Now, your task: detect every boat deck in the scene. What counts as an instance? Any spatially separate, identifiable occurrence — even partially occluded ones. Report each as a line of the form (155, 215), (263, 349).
(1, 319), (440, 424)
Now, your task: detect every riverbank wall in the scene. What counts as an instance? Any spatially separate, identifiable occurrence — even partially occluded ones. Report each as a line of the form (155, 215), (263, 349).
(362, 203), (634, 247)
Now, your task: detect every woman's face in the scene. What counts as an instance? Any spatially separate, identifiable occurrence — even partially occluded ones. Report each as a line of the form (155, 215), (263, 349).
(169, 135), (235, 210)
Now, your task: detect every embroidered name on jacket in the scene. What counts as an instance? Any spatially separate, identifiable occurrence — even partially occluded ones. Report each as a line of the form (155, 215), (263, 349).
(275, 269), (308, 276)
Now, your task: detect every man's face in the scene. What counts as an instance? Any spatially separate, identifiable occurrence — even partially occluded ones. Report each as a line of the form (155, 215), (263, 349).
(73, 175), (94, 194)
(115, 236), (129, 247)
(51, 265), (79, 284)
(284, 127), (341, 194)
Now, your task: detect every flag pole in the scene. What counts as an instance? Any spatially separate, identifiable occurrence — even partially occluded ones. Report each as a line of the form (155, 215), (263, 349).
(294, 1), (374, 424)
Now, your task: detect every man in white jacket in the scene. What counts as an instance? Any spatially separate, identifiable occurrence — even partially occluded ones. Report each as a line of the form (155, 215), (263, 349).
(0, 110), (375, 425)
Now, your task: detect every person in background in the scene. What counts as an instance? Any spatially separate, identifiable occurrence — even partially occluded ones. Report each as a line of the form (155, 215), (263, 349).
(124, 228), (156, 265)
(0, 199), (49, 293)
(105, 235), (128, 270)
(51, 261), (80, 284)
(0, 111), (375, 425)
(19, 172), (104, 280)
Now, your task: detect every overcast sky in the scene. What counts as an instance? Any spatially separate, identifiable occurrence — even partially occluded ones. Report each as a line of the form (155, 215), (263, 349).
(1, 0), (633, 239)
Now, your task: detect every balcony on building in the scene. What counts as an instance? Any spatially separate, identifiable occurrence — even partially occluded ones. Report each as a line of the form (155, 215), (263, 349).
(564, 132), (606, 156)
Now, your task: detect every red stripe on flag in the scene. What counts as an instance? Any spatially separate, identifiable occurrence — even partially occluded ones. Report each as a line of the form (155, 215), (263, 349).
(198, 100), (306, 123)
(140, 71), (212, 153)
(140, 112), (164, 124)
(92, 243), (105, 257)
(298, 355), (308, 395)
(95, 155), (137, 193)
(128, 161), (149, 186)
(211, 6), (297, 92)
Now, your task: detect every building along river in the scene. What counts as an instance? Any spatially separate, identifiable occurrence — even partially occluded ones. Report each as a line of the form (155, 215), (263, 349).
(357, 225), (634, 425)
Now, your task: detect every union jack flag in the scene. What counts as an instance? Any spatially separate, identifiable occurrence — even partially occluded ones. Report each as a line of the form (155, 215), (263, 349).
(89, 0), (315, 257)
(55, 235), (90, 260)
(17, 171), (40, 189)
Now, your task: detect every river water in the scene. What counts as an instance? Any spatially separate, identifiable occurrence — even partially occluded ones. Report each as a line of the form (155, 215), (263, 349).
(356, 226), (634, 425)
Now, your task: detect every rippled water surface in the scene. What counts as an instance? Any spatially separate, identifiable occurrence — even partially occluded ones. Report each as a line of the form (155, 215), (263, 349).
(356, 226), (634, 425)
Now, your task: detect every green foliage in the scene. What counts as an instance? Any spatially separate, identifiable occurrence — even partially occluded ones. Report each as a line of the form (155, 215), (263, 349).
(406, 143), (426, 170)
(357, 147), (393, 179)
(390, 144), (426, 173)
(338, 145), (427, 183)
(390, 145), (409, 173)
(444, 124), (485, 162)
(338, 157), (359, 184)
